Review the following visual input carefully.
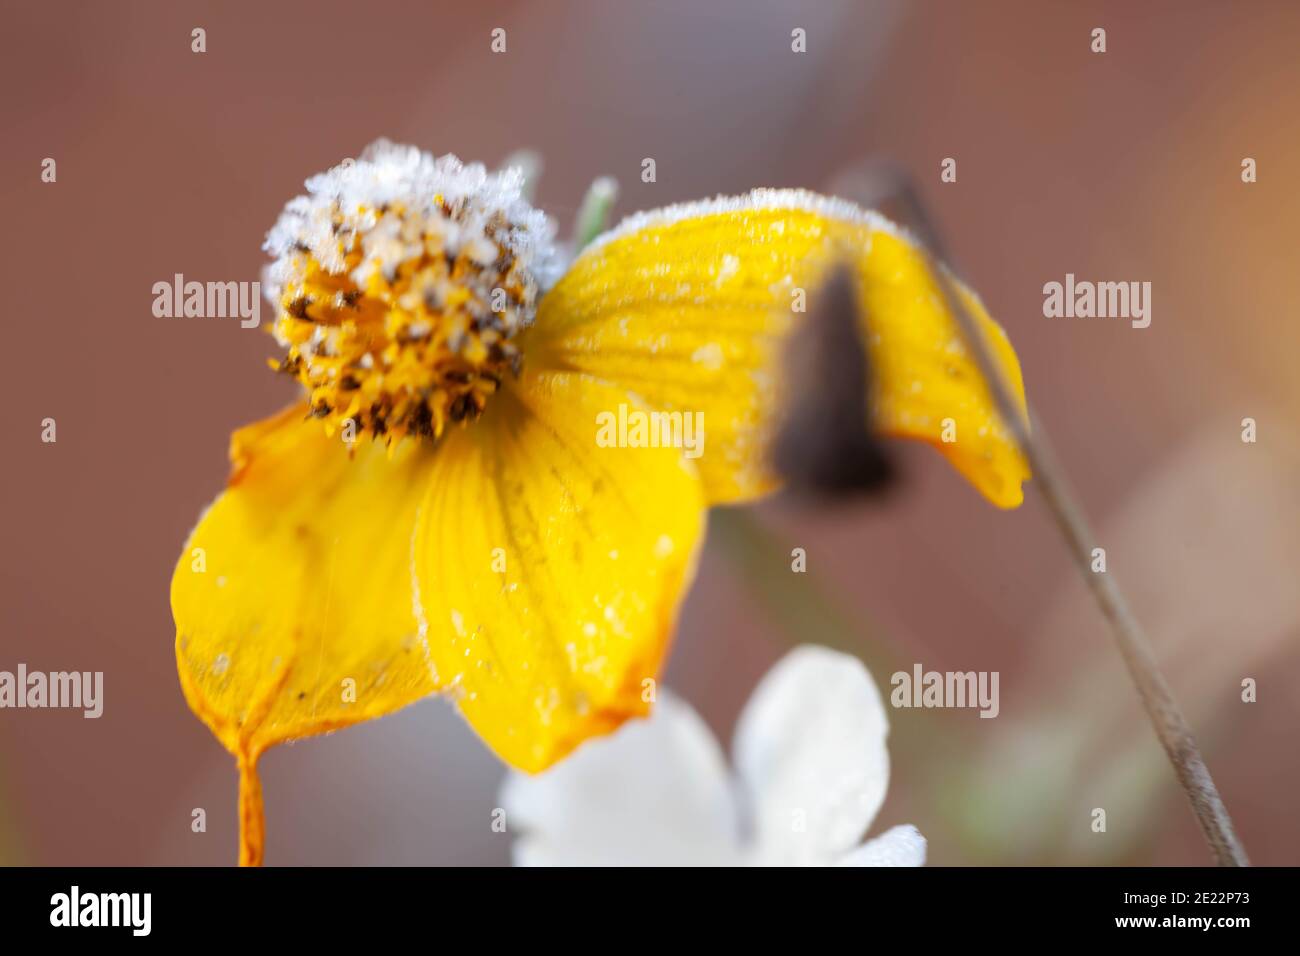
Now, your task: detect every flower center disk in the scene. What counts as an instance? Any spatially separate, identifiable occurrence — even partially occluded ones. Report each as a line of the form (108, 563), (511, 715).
(264, 142), (559, 444)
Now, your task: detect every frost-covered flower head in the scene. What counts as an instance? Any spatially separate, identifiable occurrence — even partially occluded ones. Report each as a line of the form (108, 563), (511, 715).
(501, 645), (926, 866)
(263, 139), (562, 442)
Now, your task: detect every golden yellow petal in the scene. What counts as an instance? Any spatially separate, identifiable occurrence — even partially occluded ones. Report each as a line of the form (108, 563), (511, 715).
(412, 368), (706, 773)
(171, 404), (440, 862)
(527, 193), (1030, 508)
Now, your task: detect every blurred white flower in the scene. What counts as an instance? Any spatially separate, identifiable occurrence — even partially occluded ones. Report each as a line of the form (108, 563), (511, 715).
(500, 645), (925, 866)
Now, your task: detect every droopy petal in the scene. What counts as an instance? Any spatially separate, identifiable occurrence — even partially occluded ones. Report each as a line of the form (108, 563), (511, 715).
(172, 405), (440, 860)
(500, 691), (741, 866)
(836, 824), (928, 867)
(733, 645), (891, 866)
(412, 368), (706, 772)
(526, 191), (1029, 508)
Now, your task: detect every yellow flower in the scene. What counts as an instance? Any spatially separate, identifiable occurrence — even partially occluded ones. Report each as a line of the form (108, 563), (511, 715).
(171, 141), (1029, 865)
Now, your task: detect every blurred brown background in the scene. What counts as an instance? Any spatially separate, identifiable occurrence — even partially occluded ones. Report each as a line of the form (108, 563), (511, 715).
(1, 0), (1296, 865)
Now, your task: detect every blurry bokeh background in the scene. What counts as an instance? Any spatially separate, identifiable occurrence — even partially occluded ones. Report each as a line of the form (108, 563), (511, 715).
(1, 0), (1297, 865)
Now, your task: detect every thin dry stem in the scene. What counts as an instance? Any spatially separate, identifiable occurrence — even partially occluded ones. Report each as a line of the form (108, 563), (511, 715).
(834, 165), (1248, 866)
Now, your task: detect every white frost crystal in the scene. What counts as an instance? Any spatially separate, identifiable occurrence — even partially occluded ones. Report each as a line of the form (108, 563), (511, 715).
(263, 139), (562, 306)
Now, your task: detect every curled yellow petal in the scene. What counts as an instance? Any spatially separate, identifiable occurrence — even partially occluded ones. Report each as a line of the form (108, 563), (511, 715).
(413, 368), (706, 772)
(171, 404), (439, 863)
(527, 190), (1030, 508)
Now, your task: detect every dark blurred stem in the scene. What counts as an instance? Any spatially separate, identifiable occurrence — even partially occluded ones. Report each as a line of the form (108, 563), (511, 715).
(708, 507), (900, 678)
(879, 181), (1249, 866)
